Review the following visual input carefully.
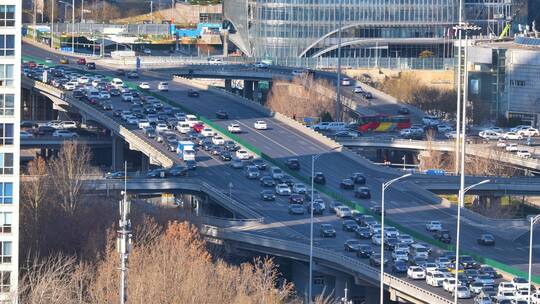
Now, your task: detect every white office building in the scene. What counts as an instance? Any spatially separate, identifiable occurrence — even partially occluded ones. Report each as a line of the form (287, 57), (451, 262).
(0, 1), (18, 303)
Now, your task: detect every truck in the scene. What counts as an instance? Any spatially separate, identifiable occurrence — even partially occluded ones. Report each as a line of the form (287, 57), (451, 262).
(177, 141), (196, 161)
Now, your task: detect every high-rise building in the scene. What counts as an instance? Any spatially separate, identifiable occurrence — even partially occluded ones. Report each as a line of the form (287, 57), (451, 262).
(223, 0), (459, 59)
(0, 1), (18, 303)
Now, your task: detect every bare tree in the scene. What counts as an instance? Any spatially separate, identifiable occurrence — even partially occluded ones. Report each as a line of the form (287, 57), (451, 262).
(47, 142), (94, 215)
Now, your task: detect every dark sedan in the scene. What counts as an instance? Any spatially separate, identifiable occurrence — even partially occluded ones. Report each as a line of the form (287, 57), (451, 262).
(340, 178), (355, 190)
(356, 245), (373, 258)
(289, 194), (305, 204)
(351, 172), (366, 184)
(260, 190), (276, 201)
(342, 220), (359, 232)
(220, 151), (233, 161)
(306, 202), (324, 215)
(314, 172), (326, 184)
(286, 158), (300, 170)
(392, 260), (408, 274)
(168, 165), (188, 177)
(288, 204), (305, 215)
(215, 110), (229, 119)
(146, 168), (168, 178)
(260, 176), (275, 187)
(344, 239), (362, 252)
(319, 224), (336, 237)
(355, 227), (372, 239)
(187, 89), (200, 97)
(477, 234), (495, 246)
(354, 187), (371, 199)
(434, 229), (452, 243)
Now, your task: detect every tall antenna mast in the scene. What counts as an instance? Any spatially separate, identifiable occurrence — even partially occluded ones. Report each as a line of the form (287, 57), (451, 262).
(118, 161), (131, 304)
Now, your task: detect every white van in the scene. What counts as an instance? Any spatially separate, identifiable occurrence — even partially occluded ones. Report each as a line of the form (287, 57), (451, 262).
(409, 244), (429, 259)
(158, 82), (169, 91)
(185, 114), (198, 127)
(110, 78), (124, 88)
(311, 121), (347, 132)
(176, 122), (191, 134)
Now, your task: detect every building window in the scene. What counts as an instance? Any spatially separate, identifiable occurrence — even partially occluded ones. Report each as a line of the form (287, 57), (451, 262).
(0, 6), (14, 27)
(0, 35), (14, 56)
(0, 94), (14, 116)
(0, 212), (11, 233)
(0, 64), (13, 87)
(510, 79), (526, 87)
(313, 276), (325, 285)
(0, 242), (11, 264)
(0, 153), (13, 175)
(0, 123), (13, 145)
(0, 271), (9, 292)
(0, 183), (13, 204)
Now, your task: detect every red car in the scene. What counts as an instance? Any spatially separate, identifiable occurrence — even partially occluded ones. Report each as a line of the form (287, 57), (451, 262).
(27, 61), (37, 69)
(77, 57), (86, 65)
(192, 123), (205, 133)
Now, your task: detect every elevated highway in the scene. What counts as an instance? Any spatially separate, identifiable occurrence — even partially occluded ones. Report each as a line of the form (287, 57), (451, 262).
(22, 42), (540, 302)
(21, 136), (112, 148)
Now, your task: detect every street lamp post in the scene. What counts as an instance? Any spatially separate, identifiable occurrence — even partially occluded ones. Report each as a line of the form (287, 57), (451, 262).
(51, 0), (54, 48)
(529, 215), (540, 304)
(72, 0), (75, 53)
(379, 173), (411, 304)
(453, 179), (489, 304)
(308, 146), (340, 303)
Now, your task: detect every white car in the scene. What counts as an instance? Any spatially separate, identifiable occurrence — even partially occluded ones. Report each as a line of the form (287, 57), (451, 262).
(77, 76), (90, 84)
(228, 124), (242, 133)
(121, 93), (134, 102)
(254, 120), (268, 130)
(292, 183), (307, 194)
(155, 123), (168, 132)
(398, 234), (414, 245)
(455, 286), (471, 299)
(275, 183), (291, 195)
(443, 278), (458, 293)
(407, 266), (426, 280)
(496, 140), (507, 148)
(426, 271), (446, 287)
(497, 282), (516, 294)
(143, 48), (152, 55)
(426, 221), (442, 231)
(201, 128), (215, 137)
(423, 263), (438, 273)
(236, 149), (251, 160)
(63, 82), (77, 90)
(435, 257), (450, 269)
(270, 167), (284, 180)
(530, 292), (540, 304)
(291, 69), (307, 76)
(98, 91), (111, 100)
(479, 131), (500, 140)
(384, 226), (399, 238)
(253, 62), (269, 69)
(208, 57), (223, 65)
(512, 277), (530, 291)
(437, 125), (453, 133)
(517, 127), (539, 137)
(371, 234), (382, 245)
(212, 136), (225, 145)
(517, 150), (532, 158)
(353, 85), (363, 93)
(138, 119), (150, 129)
(60, 121), (77, 129)
(503, 132), (523, 140)
(52, 130), (78, 138)
(139, 82), (151, 90)
(422, 115), (440, 126)
(392, 250), (408, 261)
(506, 144), (518, 152)
(341, 78), (351, 86)
(335, 206), (352, 218)
(157, 82), (169, 91)
(176, 123), (191, 134)
(147, 114), (159, 123)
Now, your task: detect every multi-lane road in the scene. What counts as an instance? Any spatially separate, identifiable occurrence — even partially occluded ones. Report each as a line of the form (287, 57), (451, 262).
(22, 41), (540, 299)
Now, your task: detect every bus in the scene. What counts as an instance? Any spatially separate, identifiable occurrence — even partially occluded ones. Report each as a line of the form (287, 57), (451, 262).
(356, 115), (411, 132)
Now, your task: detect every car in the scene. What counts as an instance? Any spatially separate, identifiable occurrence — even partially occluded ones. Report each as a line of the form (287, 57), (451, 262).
(498, 282), (516, 294)
(473, 295), (492, 304)
(215, 110), (228, 119)
(98, 90), (111, 99)
(398, 106), (410, 115)
(224, 141), (239, 152)
(292, 183), (307, 194)
(253, 62), (269, 69)
(384, 226), (399, 238)
(351, 173), (366, 184)
(105, 171), (126, 180)
(517, 127), (539, 137)
(512, 277), (530, 290)
(288, 194), (304, 204)
(469, 281), (485, 294)
(477, 234), (495, 246)
(139, 82), (151, 90)
(86, 62), (96, 70)
(503, 132), (523, 140)
(407, 266), (426, 279)
(426, 221), (443, 231)
(342, 219), (359, 232)
(275, 183), (291, 195)
(443, 278), (458, 293)
(60, 121), (77, 129)
(392, 260), (408, 273)
(339, 178), (354, 190)
(313, 172), (325, 184)
(335, 206), (352, 218)
(343, 239), (362, 252)
(200, 128), (215, 137)
(219, 151), (233, 161)
(356, 245), (373, 258)
(185, 89), (200, 97)
(192, 123), (205, 133)
(355, 227), (372, 239)
(185, 160), (197, 170)
(168, 165), (187, 177)
(157, 82), (169, 91)
(270, 166), (284, 180)
(77, 57), (86, 65)
(398, 234), (414, 245)
(370, 224), (382, 235)
(354, 187), (371, 199)
(475, 274), (494, 286)
(435, 257), (451, 269)
(517, 150), (532, 158)
(369, 205), (383, 215)
(464, 268), (479, 284)
(433, 229), (452, 243)
(506, 143), (519, 152)
(254, 120), (268, 130)
(353, 85), (363, 93)
(288, 204), (305, 215)
(146, 168), (168, 178)
(455, 286), (471, 299)
(127, 72), (139, 79)
(319, 224), (336, 237)
(369, 253), (388, 267)
(426, 271), (446, 286)
(341, 77), (351, 86)
(245, 166), (260, 179)
(227, 123), (242, 133)
(236, 149), (251, 160)
(478, 265), (501, 279)
(52, 130), (78, 138)
(121, 93), (134, 102)
(306, 201), (324, 215)
(496, 139), (507, 148)
(260, 190), (276, 201)
(286, 158), (300, 170)
(60, 57), (69, 64)
(260, 176), (275, 187)
(212, 136), (225, 145)
(230, 158), (244, 169)
(155, 123), (169, 132)
(392, 250), (408, 261)
(531, 292), (540, 304)
(371, 233), (382, 245)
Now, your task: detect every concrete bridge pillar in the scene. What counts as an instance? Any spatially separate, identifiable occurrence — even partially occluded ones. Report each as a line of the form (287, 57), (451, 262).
(141, 154), (150, 172)
(253, 81), (260, 103)
(112, 135), (125, 171)
(31, 93), (37, 121)
(225, 79), (232, 92)
(243, 80), (254, 100)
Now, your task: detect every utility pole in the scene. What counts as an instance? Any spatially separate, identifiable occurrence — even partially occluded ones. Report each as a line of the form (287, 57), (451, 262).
(335, 0), (343, 121)
(71, 0), (75, 53)
(150, 1), (153, 24)
(51, 0), (54, 48)
(118, 162), (132, 304)
(33, 0), (37, 40)
(81, 0), (84, 23)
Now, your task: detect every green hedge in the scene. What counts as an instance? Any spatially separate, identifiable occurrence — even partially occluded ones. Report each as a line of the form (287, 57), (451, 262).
(25, 53), (540, 284)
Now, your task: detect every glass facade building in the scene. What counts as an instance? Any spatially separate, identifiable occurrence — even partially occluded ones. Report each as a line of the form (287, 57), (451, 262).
(224, 0), (458, 59)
